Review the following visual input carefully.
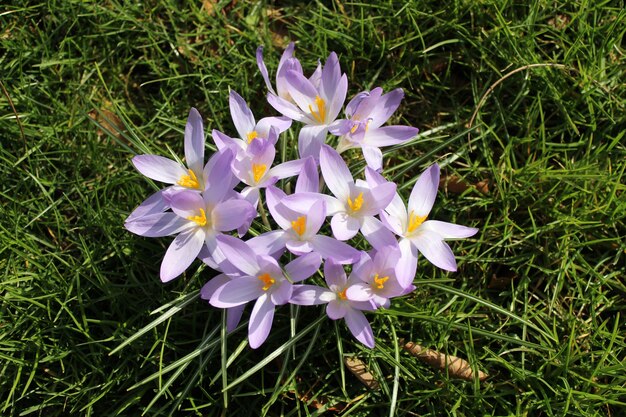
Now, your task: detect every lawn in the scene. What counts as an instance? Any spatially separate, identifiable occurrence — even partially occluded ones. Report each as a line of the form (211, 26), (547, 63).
(1, 1), (625, 416)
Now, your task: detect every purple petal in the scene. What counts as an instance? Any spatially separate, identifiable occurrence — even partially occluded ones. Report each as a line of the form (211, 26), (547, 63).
(304, 199), (327, 236)
(227, 304), (245, 333)
(344, 309), (375, 348)
(213, 199), (255, 232)
(212, 129), (238, 152)
(125, 212), (190, 237)
(364, 167), (387, 188)
(284, 70), (319, 116)
(210, 277), (264, 308)
(295, 157), (319, 193)
(362, 146), (383, 172)
(268, 158), (305, 181)
(160, 228), (206, 282)
(290, 285), (335, 305)
(363, 182), (397, 215)
(132, 154), (186, 184)
(323, 257), (347, 289)
(320, 52), (341, 103)
(328, 119), (353, 136)
(255, 116), (292, 138)
(200, 274), (230, 300)
(248, 294), (275, 349)
(203, 149), (236, 204)
(345, 283), (373, 302)
(267, 94), (307, 122)
(422, 220), (479, 239)
(286, 239), (314, 255)
(256, 45), (276, 96)
(270, 280), (293, 305)
(397, 238), (418, 288)
(298, 125), (328, 160)
(247, 230), (287, 258)
(170, 190), (205, 219)
(361, 216), (398, 250)
(411, 231), (458, 271)
(326, 300), (348, 320)
(215, 234), (260, 276)
(409, 164), (440, 217)
(365, 125), (419, 147)
(320, 144), (353, 200)
(265, 186), (291, 230)
(368, 88), (404, 129)
(184, 108), (205, 175)
(311, 235), (359, 264)
(229, 90), (256, 140)
(126, 188), (172, 222)
(327, 74), (348, 122)
(285, 252), (322, 282)
(330, 213), (361, 241)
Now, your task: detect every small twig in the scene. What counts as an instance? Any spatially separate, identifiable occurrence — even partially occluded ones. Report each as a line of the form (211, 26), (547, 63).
(0, 80), (26, 148)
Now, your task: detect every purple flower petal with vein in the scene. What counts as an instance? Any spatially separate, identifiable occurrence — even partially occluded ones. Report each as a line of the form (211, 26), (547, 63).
(290, 258), (376, 348)
(319, 145), (396, 241)
(210, 235), (321, 348)
(380, 164), (478, 279)
(330, 87), (419, 171)
(268, 52), (348, 160)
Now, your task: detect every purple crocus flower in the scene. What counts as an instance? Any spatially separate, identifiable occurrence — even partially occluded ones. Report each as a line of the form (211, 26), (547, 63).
(317, 144), (396, 240)
(330, 88), (419, 171)
(290, 258), (376, 348)
(257, 42), (301, 102)
(209, 235), (322, 349)
(231, 137), (307, 208)
(379, 164), (479, 283)
(267, 52), (348, 160)
(346, 247), (414, 308)
(127, 108), (208, 221)
(212, 90), (291, 158)
(125, 150), (256, 282)
(258, 185), (361, 264)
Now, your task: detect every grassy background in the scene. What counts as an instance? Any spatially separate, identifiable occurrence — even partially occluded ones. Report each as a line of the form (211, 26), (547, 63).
(1, 0), (625, 415)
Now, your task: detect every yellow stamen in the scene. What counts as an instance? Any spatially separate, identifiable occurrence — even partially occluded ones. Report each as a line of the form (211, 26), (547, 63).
(338, 288), (348, 300)
(187, 208), (207, 227)
(350, 123), (359, 134)
(308, 95), (326, 124)
(407, 210), (427, 233)
(365, 119), (371, 132)
(291, 216), (306, 236)
(347, 192), (364, 213)
(258, 273), (275, 291)
(373, 274), (389, 290)
(247, 130), (259, 143)
(177, 169), (201, 189)
(252, 163), (267, 184)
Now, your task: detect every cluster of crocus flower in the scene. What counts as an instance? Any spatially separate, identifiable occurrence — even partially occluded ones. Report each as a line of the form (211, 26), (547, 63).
(125, 44), (478, 349)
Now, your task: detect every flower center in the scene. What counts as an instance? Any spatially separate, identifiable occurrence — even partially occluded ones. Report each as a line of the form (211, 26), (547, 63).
(373, 274), (389, 289)
(187, 208), (207, 227)
(347, 192), (364, 213)
(252, 163), (267, 184)
(177, 169), (201, 190)
(257, 273), (275, 291)
(407, 210), (427, 234)
(247, 130), (259, 143)
(308, 95), (326, 124)
(291, 215), (306, 236)
(338, 288), (348, 300)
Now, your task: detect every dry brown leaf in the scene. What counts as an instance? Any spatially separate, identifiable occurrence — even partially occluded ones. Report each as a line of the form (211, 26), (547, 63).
(88, 108), (125, 141)
(402, 341), (488, 382)
(548, 14), (571, 30)
(440, 175), (489, 195)
(344, 357), (380, 390)
(201, 0), (217, 16)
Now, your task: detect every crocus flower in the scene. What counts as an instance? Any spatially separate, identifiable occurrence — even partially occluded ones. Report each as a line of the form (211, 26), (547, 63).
(317, 144), (396, 240)
(212, 90), (291, 158)
(346, 247), (414, 308)
(257, 42), (301, 101)
(267, 52), (348, 160)
(231, 137), (307, 208)
(125, 150), (256, 282)
(330, 87), (419, 171)
(209, 235), (322, 348)
(379, 164), (478, 283)
(129, 108), (207, 220)
(259, 186), (361, 264)
(290, 258), (376, 348)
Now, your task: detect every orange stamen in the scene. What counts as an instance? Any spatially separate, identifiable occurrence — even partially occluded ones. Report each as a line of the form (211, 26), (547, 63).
(291, 216), (306, 236)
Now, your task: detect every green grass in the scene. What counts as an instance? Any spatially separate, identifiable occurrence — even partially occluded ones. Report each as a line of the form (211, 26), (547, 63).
(1, 0), (625, 416)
